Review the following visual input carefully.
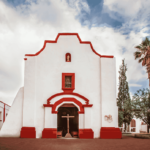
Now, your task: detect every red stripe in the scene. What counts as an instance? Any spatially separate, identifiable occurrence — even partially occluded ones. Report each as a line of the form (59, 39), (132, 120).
(3, 104), (5, 122)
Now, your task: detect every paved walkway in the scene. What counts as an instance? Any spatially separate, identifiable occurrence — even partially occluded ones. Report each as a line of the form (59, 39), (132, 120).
(0, 136), (149, 150)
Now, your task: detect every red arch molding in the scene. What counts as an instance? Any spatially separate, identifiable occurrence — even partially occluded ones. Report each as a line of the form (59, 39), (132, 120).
(46, 92), (90, 105)
(43, 98), (93, 114)
(25, 33), (114, 58)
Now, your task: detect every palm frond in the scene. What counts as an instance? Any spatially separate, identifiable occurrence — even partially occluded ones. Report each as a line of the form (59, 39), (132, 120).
(135, 45), (147, 53)
(134, 51), (142, 59)
(138, 57), (144, 63)
(142, 37), (150, 46)
(135, 45), (142, 50)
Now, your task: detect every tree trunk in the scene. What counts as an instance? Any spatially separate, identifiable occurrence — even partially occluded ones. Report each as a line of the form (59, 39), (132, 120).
(147, 125), (149, 133)
(124, 123), (126, 132)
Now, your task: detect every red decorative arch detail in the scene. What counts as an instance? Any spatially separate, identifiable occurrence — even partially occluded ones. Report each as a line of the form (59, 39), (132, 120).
(43, 98), (93, 114)
(47, 92), (89, 105)
(54, 98), (83, 113)
(25, 33), (114, 58)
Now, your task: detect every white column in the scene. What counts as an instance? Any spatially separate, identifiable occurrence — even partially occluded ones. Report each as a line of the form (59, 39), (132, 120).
(129, 124), (131, 132)
(84, 107), (92, 128)
(79, 113), (84, 129)
(51, 114), (57, 128)
(23, 57), (36, 127)
(45, 107), (57, 128)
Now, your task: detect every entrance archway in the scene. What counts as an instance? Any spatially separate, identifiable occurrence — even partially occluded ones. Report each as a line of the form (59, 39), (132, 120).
(131, 119), (136, 132)
(57, 103), (78, 137)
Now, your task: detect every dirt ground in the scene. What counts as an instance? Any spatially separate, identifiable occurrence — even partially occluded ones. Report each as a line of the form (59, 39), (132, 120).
(0, 136), (149, 150)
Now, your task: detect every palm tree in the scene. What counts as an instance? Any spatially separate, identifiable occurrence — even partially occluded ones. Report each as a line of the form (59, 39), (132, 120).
(134, 37), (150, 133)
(134, 37), (150, 86)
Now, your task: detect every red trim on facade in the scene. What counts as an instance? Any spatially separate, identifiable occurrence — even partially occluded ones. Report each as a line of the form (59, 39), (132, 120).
(44, 98), (93, 114)
(82, 104), (93, 107)
(79, 129), (94, 139)
(42, 128), (57, 138)
(62, 73), (75, 93)
(3, 105), (5, 122)
(24, 58), (27, 60)
(53, 98), (84, 113)
(0, 101), (11, 107)
(65, 53), (71, 62)
(100, 127), (122, 139)
(0, 101), (10, 123)
(20, 127), (36, 138)
(25, 33), (114, 58)
(44, 98), (82, 114)
(47, 92), (89, 105)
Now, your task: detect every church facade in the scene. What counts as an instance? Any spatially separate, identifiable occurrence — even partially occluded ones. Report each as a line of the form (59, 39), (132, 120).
(0, 33), (121, 139)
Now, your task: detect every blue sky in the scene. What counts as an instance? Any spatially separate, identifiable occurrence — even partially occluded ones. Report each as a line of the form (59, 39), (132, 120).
(0, 0), (150, 105)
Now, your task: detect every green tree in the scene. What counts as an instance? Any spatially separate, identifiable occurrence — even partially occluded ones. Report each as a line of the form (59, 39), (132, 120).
(117, 59), (133, 131)
(132, 88), (150, 133)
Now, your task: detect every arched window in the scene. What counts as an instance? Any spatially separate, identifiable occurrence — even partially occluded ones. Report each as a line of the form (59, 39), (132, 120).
(131, 119), (136, 132)
(65, 53), (71, 62)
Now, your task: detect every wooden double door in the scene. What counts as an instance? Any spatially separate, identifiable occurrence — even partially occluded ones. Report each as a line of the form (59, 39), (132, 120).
(57, 104), (78, 137)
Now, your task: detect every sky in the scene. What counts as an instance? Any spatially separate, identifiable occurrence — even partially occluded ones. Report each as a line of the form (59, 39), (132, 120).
(0, 0), (150, 105)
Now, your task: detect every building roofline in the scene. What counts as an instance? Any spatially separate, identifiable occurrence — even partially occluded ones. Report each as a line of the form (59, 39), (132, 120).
(25, 33), (114, 58)
(0, 101), (11, 107)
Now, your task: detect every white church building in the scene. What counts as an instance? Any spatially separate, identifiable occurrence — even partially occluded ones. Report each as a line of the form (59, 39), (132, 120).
(0, 33), (121, 139)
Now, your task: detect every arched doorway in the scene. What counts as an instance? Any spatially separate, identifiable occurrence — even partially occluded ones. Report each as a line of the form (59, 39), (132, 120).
(57, 103), (78, 137)
(131, 119), (136, 132)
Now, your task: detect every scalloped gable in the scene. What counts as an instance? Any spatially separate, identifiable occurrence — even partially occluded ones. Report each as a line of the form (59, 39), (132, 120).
(25, 33), (114, 58)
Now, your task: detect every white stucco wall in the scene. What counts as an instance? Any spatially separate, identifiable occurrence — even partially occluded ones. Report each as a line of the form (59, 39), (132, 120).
(44, 107), (57, 129)
(0, 87), (24, 137)
(0, 103), (4, 108)
(23, 57), (36, 127)
(135, 118), (141, 133)
(140, 125), (147, 132)
(101, 57), (118, 128)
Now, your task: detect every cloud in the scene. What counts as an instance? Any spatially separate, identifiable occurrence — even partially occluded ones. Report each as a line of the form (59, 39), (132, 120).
(129, 84), (142, 87)
(67, 0), (91, 14)
(0, 0), (149, 105)
(103, 0), (150, 34)
(103, 0), (149, 20)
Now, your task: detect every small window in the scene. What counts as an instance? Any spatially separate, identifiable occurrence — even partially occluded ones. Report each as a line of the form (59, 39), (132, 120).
(62, 73), (75, 92)
(65, 53), (71, 62)
(65, 76), (72, 88)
